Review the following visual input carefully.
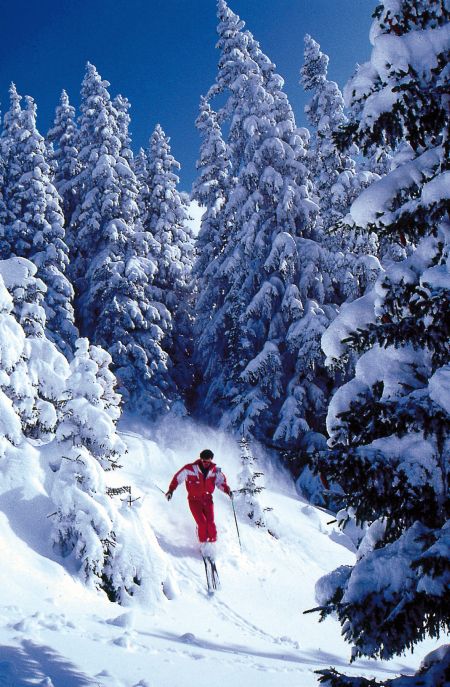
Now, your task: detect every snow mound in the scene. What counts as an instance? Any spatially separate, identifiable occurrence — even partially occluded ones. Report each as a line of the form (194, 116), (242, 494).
(0, 417), (443, 686)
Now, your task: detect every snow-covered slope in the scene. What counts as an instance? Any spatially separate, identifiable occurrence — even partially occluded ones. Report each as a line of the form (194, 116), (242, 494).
(0, 418), (442, 686)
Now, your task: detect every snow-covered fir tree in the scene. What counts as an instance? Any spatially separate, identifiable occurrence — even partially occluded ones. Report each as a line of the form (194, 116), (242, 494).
(300, 34), (382, 303)
(46, 89), (80, 232)
(112, 94), (133, 164)
(0, 143), (7, 256)
(69, 64), (178, 416)
(313, 2), (450, 684)
(301, 35), (373, 237)
(235, 436), (268, 529)
(89, 343), (123, 424)
(51, 436), (119, 593)
(0, 83), (22, 258)
(191, 96), (232, 398)
(0, 85), (77, 357)
(144, 123), (195, 403)
(146, 124), (194, 306)
(133, 144), (188, 415)
(69, 63), (132, 318)
(193, 1), (337, 449)
(191, 97), (232, 286)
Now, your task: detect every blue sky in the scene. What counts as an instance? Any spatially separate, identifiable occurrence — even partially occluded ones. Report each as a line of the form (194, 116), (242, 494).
(0, 0), (375, 190)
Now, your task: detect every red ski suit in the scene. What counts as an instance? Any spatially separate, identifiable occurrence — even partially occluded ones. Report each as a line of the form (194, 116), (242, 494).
(168, 460), (231, 543)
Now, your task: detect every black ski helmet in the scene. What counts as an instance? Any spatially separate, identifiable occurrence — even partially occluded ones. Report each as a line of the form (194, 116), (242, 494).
(200, 449), (214, 460)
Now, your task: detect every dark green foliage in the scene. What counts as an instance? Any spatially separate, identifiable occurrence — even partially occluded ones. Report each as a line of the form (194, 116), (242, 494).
(308, 2), (450, 684)
(317, 447), (446, 540)
(317, 643), (450, 685)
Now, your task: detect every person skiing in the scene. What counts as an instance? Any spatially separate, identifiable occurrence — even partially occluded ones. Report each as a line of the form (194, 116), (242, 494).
(166, 449), (232, 543)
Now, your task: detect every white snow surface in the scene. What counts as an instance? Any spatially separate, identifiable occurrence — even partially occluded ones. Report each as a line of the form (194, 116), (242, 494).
(350, 147), (441, 228)
(372, 24), (450, 77)
(429, 365), (450, 415)
(186, 200), (204, 236)
(0, 416), (442, 686)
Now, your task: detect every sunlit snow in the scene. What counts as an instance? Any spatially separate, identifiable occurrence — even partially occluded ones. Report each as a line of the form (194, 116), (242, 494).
(0, 417), (442, 686)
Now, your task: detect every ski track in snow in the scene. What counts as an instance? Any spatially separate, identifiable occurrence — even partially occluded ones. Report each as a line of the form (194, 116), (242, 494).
(0, 418), (445, 686)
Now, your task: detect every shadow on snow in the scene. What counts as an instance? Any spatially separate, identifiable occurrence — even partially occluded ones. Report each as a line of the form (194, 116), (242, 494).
(0, 640), (96, 686)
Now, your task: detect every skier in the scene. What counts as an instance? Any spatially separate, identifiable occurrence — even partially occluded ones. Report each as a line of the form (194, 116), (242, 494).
(165, 449), (232, 544)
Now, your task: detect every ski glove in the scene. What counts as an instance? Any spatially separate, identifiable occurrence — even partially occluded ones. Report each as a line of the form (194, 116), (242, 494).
(166, 490), (173, 501)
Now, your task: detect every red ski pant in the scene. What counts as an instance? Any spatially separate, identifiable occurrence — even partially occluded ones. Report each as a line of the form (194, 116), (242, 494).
(188, 495), (217, 543)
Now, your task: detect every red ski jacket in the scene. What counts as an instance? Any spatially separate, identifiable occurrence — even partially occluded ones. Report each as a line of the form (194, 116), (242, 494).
(168, 459), (231, 500)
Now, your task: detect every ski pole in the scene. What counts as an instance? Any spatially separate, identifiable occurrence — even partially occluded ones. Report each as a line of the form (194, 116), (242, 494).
(149, 480), (166, 495)
(230, 493), (242, 551)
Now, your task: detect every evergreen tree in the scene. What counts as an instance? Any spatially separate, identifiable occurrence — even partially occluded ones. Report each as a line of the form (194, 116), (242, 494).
(0, 267), (31, 451)
(235, 436), (268, 529)
(134, 146), (161, 260)
(51, 339), (125, 591)
(89, 343), (123, 423)
(51, 438), (118, 589)
(112, 94), (133, 163)
(71, 64), (176, 416)
(300, 35), (381, 302)
(133, 144), (184, 415)
(46, 90), (80, 231)
(0, 83), (22, 257)
(192, 97), (231, 284)
(134, 147), (150, 216)
(194, 1), (337, 448)
(144, 123), (195, 403)
(69, 62), (129, 308)
(313, 2), (450, 684)
(0, 140), (7, 256)
(0, 85), (77, 357)
(191, 97), (232, 397)
(146, 124), (194, 298)
(0, 257), (70, 440)
(56, 338), (126, 470)
(51, 338), (169, 603)
(101, 250), (179, 417)
(301, 35), (371, 235)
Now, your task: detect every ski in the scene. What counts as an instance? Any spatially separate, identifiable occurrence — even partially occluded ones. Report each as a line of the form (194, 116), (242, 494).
(208, 556), (220, 591)
(202, 556), (220, 594)
(202, 555), (213, 593)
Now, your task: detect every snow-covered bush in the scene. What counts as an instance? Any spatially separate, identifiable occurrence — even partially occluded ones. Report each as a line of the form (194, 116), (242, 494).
(0, 257), (69, 439)
(102, 498), (172, 607)
(0, 272), (26, 457)
(56, 338), (126, 471)
(51, 338), (170, 605)
(51, 338), (125, 585)
(51, 444), (118, 583)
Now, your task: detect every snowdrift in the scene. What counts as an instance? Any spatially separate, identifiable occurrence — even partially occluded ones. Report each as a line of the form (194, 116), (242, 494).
(0, 417), (443, 686)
